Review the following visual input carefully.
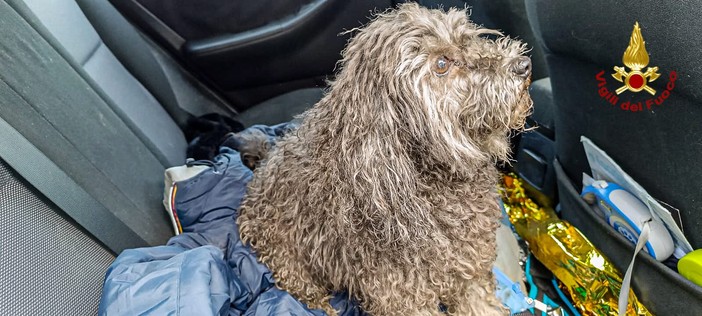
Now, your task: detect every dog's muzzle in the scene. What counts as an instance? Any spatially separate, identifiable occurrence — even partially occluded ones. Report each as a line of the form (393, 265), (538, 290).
(511, 56), (532, 79)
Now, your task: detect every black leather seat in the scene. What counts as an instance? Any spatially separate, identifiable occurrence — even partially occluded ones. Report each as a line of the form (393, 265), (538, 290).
(527, 0), (702, 314)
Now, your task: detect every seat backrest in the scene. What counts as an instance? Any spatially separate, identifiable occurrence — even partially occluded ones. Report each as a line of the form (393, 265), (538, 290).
(0, 0), (234, 312)
(75, 0), (237, 126)
(0, 0), (182, 247)
(23, 0), (187, 167)
(528, 0), (702, 249)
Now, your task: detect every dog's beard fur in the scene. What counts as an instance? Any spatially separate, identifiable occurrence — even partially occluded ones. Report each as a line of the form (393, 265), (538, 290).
(239, 3), (532, 315)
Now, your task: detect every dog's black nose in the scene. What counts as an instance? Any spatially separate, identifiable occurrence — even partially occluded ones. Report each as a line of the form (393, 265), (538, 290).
(511, 56), (531, 79)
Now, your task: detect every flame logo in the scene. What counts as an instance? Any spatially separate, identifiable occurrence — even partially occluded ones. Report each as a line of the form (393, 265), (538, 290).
(622, 22), (649, 71)
(612, 22), (660, 95)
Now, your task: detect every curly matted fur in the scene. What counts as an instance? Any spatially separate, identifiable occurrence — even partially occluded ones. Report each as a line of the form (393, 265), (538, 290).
(238, 3), (532, 315)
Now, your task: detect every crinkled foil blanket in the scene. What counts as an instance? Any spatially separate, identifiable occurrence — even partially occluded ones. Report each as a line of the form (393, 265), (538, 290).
(498, 174), (651, 315)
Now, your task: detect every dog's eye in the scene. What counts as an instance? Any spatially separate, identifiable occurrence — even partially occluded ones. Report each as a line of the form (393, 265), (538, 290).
(433, 56), (450, 76)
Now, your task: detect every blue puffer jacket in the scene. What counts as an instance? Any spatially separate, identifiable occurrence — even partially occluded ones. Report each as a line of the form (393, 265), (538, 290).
(99, 125), (364, 316)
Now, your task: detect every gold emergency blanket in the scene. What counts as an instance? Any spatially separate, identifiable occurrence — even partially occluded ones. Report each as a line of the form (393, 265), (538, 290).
(499, 174), (651, 316)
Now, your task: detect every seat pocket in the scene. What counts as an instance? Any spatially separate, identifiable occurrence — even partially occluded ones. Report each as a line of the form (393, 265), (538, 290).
(554, 159), (702, 316)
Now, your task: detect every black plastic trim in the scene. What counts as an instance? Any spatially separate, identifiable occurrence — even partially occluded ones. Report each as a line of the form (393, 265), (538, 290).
(109, 0), (185, 51)
(183, 0), (332, 59)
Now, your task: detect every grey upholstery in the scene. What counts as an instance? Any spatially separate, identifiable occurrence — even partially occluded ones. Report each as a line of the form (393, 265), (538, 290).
(0, 159), (114, 315)
(0, 113), (148, 253)
(236, 88), (323, 126)
(24, 0), (186, 167)
(75, 0), (236, 120)
(7, 0), (251, 248)
(0, 0), (328, 313)
(0, 0), (173, 245)
(0, 0), (240, 311)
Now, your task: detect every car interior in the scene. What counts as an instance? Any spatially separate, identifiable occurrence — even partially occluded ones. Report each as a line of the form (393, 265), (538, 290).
(0, 0), (698, 314)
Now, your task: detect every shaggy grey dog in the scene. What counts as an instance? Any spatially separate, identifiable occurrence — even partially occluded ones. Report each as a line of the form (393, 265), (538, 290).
(238, 3), (532, 315)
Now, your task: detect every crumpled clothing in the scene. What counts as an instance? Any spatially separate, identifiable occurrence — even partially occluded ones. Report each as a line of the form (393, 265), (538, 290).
(100, 128), (363, 315)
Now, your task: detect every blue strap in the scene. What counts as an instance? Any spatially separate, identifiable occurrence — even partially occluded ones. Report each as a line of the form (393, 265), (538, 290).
(494, 266), (527, 297)
(493, 266), (533, 314)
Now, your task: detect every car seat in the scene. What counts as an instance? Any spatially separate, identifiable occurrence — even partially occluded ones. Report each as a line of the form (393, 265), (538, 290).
(526, 0), (702, 314)
(0, 0), (320, 313)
